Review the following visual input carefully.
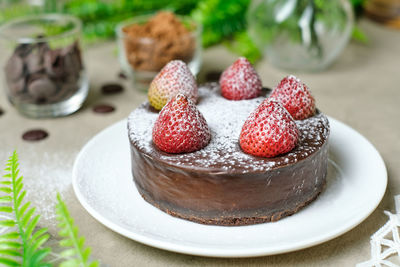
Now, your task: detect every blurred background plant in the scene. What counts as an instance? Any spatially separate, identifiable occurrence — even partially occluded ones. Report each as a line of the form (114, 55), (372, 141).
(247, 0), (356, 71)
(0, 0), (366, 64)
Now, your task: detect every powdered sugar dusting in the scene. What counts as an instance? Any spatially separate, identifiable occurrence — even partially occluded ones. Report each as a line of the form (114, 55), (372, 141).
(128, 83), (329, 173)
(270, 75), (316, 120)
(240, 100), (299, 158)
(148, 60), (197, 110)
(219, 57), (262, 100)
(152, 94), (211, 153)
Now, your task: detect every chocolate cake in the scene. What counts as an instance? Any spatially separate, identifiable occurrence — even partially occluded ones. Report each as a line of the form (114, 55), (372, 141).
(128, 84), (330, 226)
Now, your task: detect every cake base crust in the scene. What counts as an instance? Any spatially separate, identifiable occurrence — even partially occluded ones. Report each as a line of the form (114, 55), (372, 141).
(137, 180), (326, 226)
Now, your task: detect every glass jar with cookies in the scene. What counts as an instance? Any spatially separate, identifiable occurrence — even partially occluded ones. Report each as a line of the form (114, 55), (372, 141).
(0, 14), (88, 118)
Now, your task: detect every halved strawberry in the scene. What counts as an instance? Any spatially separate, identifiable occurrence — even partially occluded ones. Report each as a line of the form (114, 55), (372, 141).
(152, 94), (211, 153)
(240, 99), (299, 158)
(148, 60), (197, 110)
(269, 75), (315, 120)
(219, 57), (262, 100)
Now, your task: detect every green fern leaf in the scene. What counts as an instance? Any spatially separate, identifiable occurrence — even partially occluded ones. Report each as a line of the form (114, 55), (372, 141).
(30, 249), (52, 267)
(0, 249), (22, 257)
(21, 207), (36, 227)
(59, 239), (74, 247)
(0, 232), (20, 240)
(0, 220), (16, 227)
(0, 187), (12, 194)
(14, 169), (20, 179)
(82, 247), (91, 262)
(25, 215), (40, 239)
(0, 206), (13, 213)
(0, 241), (22, 249)
(0, 257), (20, 266)
(56, 193), (99, 267)
(16, 186), (24, 203)
(0, 196), (12, 203)
(60, 248), (76, 257)
(31, 228), (48, 243)
(15, 180), (23, 196)
(0, 151), (52, 266)
(18, 202), (30, 217)
(60, 259), (80, 267)
(31, 234), (50, 252)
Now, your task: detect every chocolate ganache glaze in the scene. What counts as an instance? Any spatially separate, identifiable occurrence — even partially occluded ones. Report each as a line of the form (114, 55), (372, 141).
(128, 83), (330, 226)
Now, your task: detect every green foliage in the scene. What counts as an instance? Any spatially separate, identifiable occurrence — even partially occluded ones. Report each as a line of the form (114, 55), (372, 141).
(224, 31), (262, 64)
(0, 0), (367, 62)
(192, 0), (250, 47)
(60, 0), (198, 43)
(55, 194), (98, 267)
(0, 151), (99, 266)
(0, 151), (51, 267)
(352, 25), (368, 43)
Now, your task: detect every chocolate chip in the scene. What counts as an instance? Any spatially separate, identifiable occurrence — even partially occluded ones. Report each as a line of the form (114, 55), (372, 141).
(0, 108), (3, 116)
(8, 78), (25, 95)
(44, 48), (65, 78)
(205, 71), (222, 82)
(25, 49), (44, 74)
(28, 77), (57, 102)
(118, 72), (127, 79)
(6, 40), (84, 106)
(14, 43), (33, 57)
(101, 83), (124, 95)
(5, 54), (24, 81)
(93, 104), (115, 113)
(51, 82), (78, 102)
(262, 87), (272, 91)
(22, 129), (48, 141)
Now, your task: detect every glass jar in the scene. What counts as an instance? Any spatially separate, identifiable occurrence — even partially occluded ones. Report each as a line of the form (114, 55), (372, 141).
(364, 0), (400, 28)
(0, 14), (88, 118)
(116, 12), (202, 91)
(247, 0), (354, 71)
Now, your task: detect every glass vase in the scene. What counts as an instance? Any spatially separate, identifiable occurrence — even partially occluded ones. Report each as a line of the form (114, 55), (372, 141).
(247, 0), (354, 71)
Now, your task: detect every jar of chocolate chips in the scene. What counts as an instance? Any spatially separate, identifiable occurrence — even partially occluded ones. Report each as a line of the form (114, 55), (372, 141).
(0, 14), (88, 118)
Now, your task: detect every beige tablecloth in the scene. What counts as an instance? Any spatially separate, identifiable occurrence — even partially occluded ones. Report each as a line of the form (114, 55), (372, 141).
(0, 19), (399, 266)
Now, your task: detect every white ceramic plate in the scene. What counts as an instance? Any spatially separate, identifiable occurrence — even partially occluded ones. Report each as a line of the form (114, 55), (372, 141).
(72, 117), (387, 257)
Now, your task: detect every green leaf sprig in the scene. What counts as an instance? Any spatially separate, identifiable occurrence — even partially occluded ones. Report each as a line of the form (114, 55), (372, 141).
(0, 151), (99, 266)
(55, 194), (98, 267)
(0, 151), (51, 267)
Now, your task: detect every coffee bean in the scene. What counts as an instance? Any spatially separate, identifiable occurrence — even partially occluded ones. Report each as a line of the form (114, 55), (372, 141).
(22, 129), (48, 141)
(93, 104), (115, 113)
(205, 71), (222, 82)
(101, 83), (124, 95)
(118, 72), (127, 79)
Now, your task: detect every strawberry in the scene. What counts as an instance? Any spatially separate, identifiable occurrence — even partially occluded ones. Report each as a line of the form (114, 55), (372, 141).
(219, 57), (262, 100)
(148, 60), (197, 110)
(269, 75), (315, 120)
(152, 94), (211, 154)
(240, 100), (299, 158)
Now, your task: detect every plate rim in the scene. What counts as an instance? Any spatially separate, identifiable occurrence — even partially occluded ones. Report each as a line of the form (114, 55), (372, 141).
(72, 116), (387, 257)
